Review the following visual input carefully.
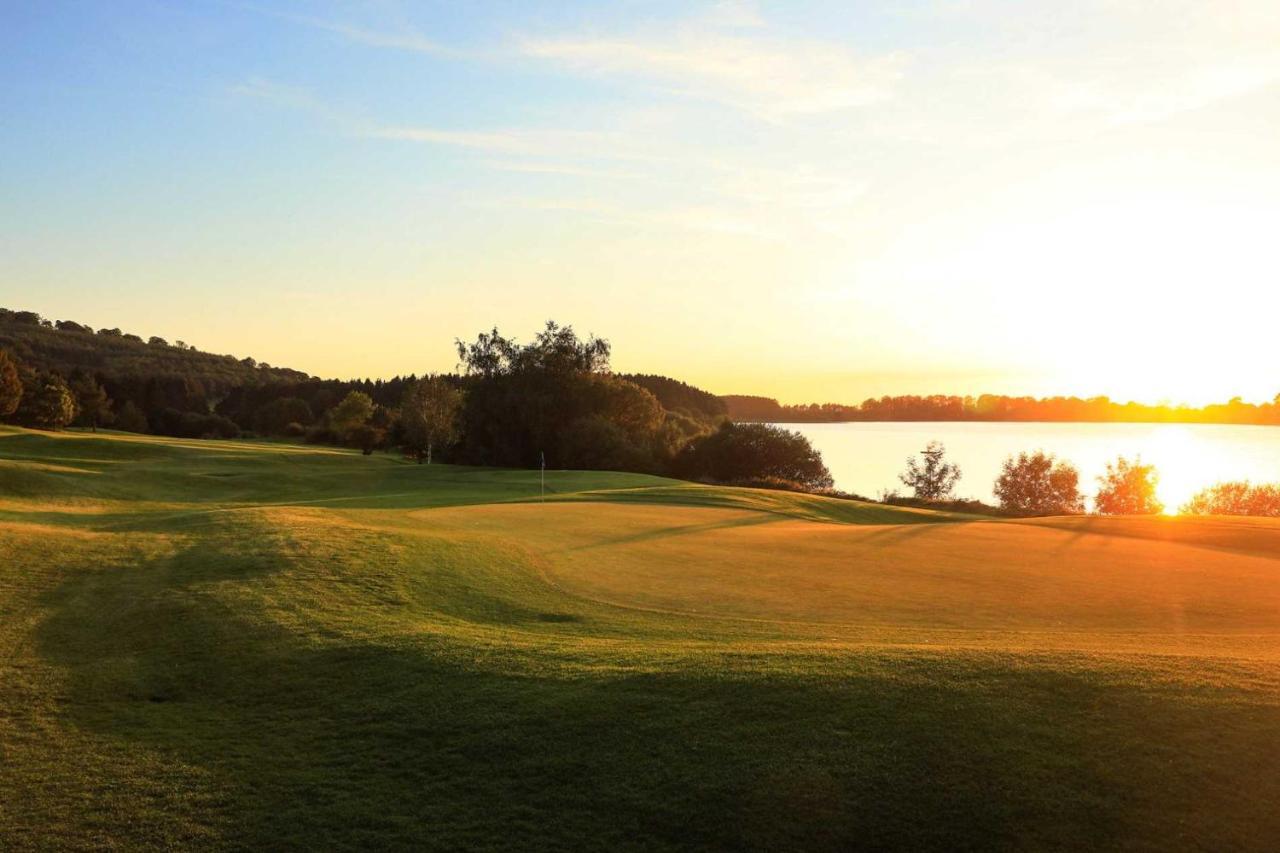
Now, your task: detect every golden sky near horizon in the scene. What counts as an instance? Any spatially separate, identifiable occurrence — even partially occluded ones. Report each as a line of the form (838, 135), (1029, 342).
(3, 1), (1278, 405)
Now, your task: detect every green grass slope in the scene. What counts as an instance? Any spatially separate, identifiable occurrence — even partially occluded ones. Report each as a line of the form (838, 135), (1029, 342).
(2, 427), (1279, 850)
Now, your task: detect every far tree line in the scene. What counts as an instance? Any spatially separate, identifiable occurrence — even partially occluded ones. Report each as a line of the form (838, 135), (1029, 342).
(724, 391), (1280, 427)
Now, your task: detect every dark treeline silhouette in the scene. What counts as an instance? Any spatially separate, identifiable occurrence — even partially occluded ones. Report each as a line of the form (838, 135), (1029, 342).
(620, 374), (728, 422)
(0, 307), (307, 386)
(723, 392), (1280, 426)
(0, 308), (832, 490)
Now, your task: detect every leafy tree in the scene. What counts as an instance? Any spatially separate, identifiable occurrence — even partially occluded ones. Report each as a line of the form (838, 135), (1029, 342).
(621, 374), (727, 421)
(1095, 456), (1163, 515)
(0, 348), (22, 418)
(330, 391), (374, 440)
(349, 423), (385, 456)
(71, 376), (112, 431)
(456, 321), (610, 378)
(453, 322), (630, 468)
(254, 397), (313, 436)
(19, 372), (78, 430)
(114, 400), (149, 433)
(1181, 482), (1280, 517)
(676, 422), (833, 490)
(900, 441), (961, 500)
(580, 373), (664, 438)
(400, 376), (463, 464)
(558, 415), (649, 472)
(993, 451), (1084, 516)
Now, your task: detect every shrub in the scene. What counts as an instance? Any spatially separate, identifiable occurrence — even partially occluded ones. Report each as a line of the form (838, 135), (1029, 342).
(349, 424), (385, 455)
(880, 492), (1011, 518)
(1095, 456), (1162, 515)
(676, 422), (833, 491)
(993, 450), (1084, 516)
(1181, 482), (1280, 517)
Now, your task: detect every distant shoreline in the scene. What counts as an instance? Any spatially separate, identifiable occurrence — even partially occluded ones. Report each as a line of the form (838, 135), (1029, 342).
(734, 418), (1280, 428)
(721, 393), (1280, 429)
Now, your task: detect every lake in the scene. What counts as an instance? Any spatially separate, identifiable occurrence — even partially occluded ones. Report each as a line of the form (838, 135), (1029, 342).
(780, 421), (1280, 512)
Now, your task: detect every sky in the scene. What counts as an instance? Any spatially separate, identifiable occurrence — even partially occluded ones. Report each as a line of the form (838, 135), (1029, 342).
(2, 1), (1278, 405)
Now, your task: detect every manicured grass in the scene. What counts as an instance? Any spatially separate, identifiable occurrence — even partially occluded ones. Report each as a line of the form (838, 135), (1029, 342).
(2, 426), (1279, 850)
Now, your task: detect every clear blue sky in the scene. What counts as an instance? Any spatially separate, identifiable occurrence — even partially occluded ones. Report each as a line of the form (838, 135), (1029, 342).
(3, 1), (1278, 403)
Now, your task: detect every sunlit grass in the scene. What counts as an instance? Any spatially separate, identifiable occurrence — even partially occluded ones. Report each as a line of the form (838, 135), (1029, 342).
(2, 426), (1279, 849)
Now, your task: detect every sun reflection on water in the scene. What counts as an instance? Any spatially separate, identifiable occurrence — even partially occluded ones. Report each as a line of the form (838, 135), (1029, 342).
(787, 421), (1280, 514)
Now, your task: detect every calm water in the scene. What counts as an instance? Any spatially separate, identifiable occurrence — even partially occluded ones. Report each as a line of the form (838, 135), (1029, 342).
(781, 421), (1280, 511)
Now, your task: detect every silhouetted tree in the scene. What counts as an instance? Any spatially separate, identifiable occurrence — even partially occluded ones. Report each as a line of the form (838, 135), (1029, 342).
(0, 348), (22, 418)
(1095, 457), (1163, 515)
(400, 376), (463, 464)
(453, 322), (628, 468)
(900, 441), (961, 500)
(71, 376), (112, 431)
(993, 450), (1083, 516)
(456, 321), (610, 378)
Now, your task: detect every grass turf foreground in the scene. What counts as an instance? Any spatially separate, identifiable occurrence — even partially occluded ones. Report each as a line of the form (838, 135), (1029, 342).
(2, 425), (1279, 850)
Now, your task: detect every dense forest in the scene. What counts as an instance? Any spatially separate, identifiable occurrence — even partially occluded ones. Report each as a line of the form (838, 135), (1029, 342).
(723, 391), (1280, 426)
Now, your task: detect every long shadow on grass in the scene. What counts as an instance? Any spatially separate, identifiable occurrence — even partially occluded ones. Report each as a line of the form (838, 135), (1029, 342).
(32, 526), (1280, 851)
(563, 513), (780, 551)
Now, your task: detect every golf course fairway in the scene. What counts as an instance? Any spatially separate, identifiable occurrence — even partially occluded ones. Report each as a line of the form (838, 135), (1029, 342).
(2, 426), (1278, 850)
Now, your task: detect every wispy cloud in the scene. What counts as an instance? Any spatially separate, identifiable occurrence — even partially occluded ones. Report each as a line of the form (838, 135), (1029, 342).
(481, 161), (640, 180)
(365, 124), (682, 167)
(240, 3), (463, 57)
(518, 15), (906, 120)
(472, 195), (783, 240)
(229, 77), (368, 130)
